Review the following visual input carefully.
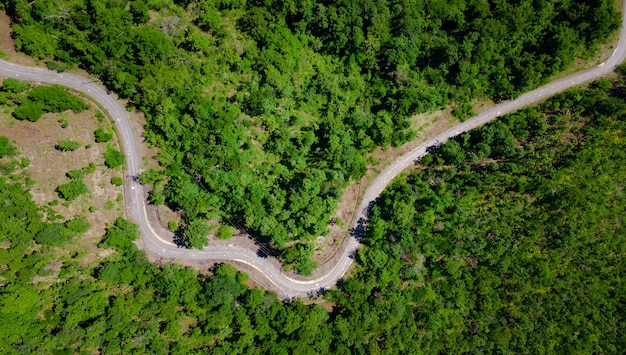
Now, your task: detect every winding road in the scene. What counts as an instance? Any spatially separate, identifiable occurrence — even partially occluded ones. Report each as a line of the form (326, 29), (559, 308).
(2, 2), (626, 298)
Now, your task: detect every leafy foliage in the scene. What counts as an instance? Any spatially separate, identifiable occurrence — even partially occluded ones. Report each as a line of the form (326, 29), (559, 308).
(216, 225), (233, 240)
(104, 147), (124, 169)
(182, 221), (211, 249)
(98, 217), (139, 251)
(328, 80), (626, 353)
(12, 101), (43, 121)
(0, 135), (17, 158)
(0, 173), (93, 350)
(57, 179), (88, 201)
(55, 139), (81, 151)
(1, 79), (626, 352)
(110, 176), (123, 186)
(66, 163), (96, 179)
(94, 128), (112, 143)
(0, 77), (29, 93)
(9, 83), (88, 122)
(26, 85), (89, 113)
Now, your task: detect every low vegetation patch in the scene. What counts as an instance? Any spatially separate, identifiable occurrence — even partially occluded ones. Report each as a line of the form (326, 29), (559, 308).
(104, 147), (124, 169)
(55, 139), (82, 151)
(57, 179), (89, 201)
(11, 85), (89, 122)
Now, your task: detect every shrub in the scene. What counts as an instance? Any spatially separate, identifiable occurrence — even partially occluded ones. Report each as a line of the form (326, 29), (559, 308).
(55, 139), (82, 151)
(1, 78), (29, 93)
(13, 102), (43, 121)
(217, 225), (233, 240)
(94, 128), (113, 143)
(27, 85), (88, 113)
(111, 177), (123, 186)
(0, 136), (17, 158)
(66, 163), (96, 179)
(64, 216), (91, 236)
(104, 148), (125, 168)
(184, 221), (211, 249)
(45, 61), (66, 73)
(57, 179), (89, 201)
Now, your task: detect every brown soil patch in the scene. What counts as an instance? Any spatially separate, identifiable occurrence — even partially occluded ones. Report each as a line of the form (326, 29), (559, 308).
(0, 11), (16, 55)
(0, 92), (123, 266)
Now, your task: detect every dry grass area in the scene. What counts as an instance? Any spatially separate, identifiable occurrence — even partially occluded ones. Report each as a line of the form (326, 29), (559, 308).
(0, 99), (123, 265)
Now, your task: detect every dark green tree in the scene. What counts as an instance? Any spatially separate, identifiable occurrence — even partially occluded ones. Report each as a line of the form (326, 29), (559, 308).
(183, 221), (211, 249)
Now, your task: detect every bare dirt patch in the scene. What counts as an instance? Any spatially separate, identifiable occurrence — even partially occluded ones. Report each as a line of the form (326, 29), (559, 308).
(0, 11), (16, 55)
(0, 94), (123, 266)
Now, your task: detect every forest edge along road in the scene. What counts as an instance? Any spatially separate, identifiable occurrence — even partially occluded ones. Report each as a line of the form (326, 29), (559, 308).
(1, 0), (626, 299)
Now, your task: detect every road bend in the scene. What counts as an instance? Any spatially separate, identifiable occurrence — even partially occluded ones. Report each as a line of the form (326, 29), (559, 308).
(1, 1), (625, 298)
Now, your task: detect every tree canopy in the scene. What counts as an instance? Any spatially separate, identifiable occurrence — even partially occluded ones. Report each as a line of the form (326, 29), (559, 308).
(0, 76), (625, 353)
(2, 0), (620, 270)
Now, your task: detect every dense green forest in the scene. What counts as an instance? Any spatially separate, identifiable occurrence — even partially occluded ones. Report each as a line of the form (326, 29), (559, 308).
(2, 74), (625, 352)
(1, 0), (620, 270)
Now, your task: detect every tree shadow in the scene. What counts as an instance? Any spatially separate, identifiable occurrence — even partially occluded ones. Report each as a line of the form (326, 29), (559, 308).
(172, 228), (187, 248)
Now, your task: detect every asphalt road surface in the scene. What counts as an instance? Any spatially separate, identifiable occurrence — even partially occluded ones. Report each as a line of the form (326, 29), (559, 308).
(1, 2), (625, 298)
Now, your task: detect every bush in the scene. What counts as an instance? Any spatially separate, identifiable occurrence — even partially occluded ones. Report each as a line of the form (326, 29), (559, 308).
(217, 225), (233, 240)
(64, 216), (91, 236)
(27, 85), (88, 113)
(452, 101), (476, 121)
(111, 177), (123, 186)
(57, 179), (89, 201)
(55, 139), (82, 151)
(66, 163), (96, 179)
(35, 222), (66, 246)
(13, 102), (43, 121)
(0, 136), (17, 158)
(45, 61), (66, 73)
(595, 78), (613, 91)
(98, 217), (139, 252)
(104, 148), (125, 169)
(1, 78), (29, 93)
(94, 128), (113, 143)
(168, 220), (178, 232)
